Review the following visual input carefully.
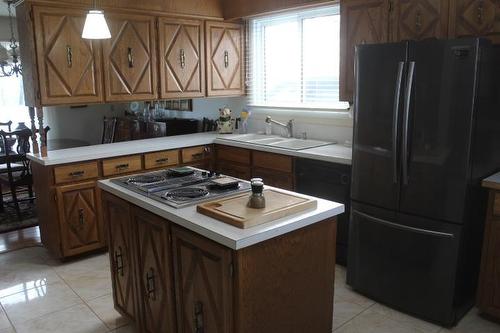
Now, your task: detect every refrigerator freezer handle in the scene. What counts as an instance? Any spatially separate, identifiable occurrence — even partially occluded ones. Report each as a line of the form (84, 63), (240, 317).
(392, 61), (405, 184)
(402, 61), (415, 186)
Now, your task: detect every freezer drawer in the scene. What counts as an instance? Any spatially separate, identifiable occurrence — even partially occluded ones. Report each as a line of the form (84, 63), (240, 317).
(347, 202), (462, 325)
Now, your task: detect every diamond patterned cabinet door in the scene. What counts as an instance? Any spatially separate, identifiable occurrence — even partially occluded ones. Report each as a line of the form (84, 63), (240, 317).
(340, 0), (390, 103)
(102, 13), (158, 102)
(206, 21), (244, 97)
(171, 225), (233, 333)
(391, 0), (449, 41)
(450, 0), (500, 43)
(133, 208), (176, 333)
(34, 7), (103, 105)
(103, 193), (137, 321)
(159, 18), (205, 99)
(56, 181), (105, 257)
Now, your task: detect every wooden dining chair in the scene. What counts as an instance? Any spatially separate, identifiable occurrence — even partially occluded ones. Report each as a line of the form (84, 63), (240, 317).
(0, 129), (34, 219)
(102, 117), (117, 144)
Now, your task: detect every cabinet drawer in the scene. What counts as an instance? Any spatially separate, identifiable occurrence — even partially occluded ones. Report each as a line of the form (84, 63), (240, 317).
(216, 161), (251, 181)
(253, 167), (294, 190)
(144, 150), (179, 169)
(102, 155), (142, 177)
(494, 192), (500, 217)
(182, 146), (212, 164)
(216, 145), (251, 165)
(54, 162), (99, 184)
(253, 151), (293, 173)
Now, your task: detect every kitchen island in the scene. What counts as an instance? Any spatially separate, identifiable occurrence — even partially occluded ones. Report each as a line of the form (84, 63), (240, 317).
(98, 176), (344, 333)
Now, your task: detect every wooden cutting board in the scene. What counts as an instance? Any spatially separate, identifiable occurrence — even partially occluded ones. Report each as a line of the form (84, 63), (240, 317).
(197, 189), (317, 229)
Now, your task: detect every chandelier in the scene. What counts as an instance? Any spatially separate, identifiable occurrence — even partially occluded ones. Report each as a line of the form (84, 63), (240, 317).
(0, 0), (22, 77)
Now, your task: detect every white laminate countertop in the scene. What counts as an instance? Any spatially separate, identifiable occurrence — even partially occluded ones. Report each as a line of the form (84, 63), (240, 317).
(98, 179), (344, 250)
(27, 132), (352, 166)
(483, 171), (500, 190)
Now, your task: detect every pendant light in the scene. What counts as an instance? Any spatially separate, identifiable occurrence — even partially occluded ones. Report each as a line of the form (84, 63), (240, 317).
(82, 0), (111, 39)
(0, 1), (22, 77)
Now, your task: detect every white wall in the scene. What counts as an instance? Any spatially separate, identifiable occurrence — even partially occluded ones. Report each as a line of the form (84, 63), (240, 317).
(43, 97), (247, 145)
(42, 97), (354, 146)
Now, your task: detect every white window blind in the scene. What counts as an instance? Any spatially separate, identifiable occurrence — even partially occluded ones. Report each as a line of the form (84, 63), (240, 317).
(248, 5), (349, 110)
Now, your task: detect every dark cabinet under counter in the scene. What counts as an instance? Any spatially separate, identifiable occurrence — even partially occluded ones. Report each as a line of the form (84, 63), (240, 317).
(295, 158), (351, 265)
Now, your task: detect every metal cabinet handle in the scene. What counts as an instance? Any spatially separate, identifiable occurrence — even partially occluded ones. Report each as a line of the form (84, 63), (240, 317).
(115, 163), (129, 170)
(194, 301), (204, 333)
(69, 170), (85, 177)
(78, 208), (84, 228)
(66, 45), (72, 68)
(477, 1), (484, 24)
(192, 152), (203, 160)
(415, 11), (422, 31)
(146, 268), (155, 300)
(115, 246), (124, 277)
(180, 49), (185, 69)
(155, 158), (169, 164)
(127, 47), (134, 68)
(203, 146), (211, 153)
(224, 50), (229, 68)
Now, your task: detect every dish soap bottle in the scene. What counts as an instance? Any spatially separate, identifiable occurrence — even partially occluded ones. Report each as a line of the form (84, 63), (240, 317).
(247, 178), (266, 209)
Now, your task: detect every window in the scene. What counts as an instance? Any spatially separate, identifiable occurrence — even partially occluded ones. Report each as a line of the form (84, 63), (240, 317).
(0, 41), (30, 127)
(248, 5), (349, 110)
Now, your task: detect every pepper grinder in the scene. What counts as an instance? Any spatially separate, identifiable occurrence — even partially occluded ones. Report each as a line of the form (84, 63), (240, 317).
(247, 178), (266, 209)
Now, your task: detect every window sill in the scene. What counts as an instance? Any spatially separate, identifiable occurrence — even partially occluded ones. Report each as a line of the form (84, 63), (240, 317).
(248, 105), (353, 127)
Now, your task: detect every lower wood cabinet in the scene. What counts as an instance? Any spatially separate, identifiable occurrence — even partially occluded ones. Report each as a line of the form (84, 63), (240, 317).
(105, 194), (137, 320)
(214, 144), (294, 190)
(171, 225), (233, 333)
(103, 192), (337, 333)
(477, 189), (500, 319)
(56, 181), (105, 257)
(133, 208), (177, 333)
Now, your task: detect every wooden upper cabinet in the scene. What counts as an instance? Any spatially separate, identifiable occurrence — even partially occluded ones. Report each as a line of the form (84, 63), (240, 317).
(449, 0), (500, 43)
(102, 13), (158, 102)
(391, 0), (450, 41)
(205, 21), (244, 97)
(33, 6), (103, 105)
(158, 18), (205, 99)
(56, 181), (105, 257)
(340, 0), (390, 103)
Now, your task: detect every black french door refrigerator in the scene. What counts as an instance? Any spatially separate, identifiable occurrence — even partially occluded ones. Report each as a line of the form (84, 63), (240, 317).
(347, 38), (500, 326)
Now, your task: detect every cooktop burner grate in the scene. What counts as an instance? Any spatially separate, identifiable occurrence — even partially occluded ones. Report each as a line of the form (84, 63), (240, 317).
(127, 174), (166, 184)
(164, 187), (209, 201)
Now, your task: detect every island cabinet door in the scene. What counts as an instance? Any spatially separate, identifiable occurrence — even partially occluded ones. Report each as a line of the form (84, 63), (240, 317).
(55, 181), (105, 257)
(132, 208), (176, 333)
(103, 193), (137, 321)
(171, 225), (233, 333)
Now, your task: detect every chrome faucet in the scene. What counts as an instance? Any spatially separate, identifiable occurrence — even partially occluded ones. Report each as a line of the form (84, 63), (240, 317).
(265, 116), (294, 138)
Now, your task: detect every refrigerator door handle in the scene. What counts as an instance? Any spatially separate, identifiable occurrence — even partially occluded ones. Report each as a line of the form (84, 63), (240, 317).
(353, 210), (455, 239)
(392, 61), (405, 184)
(402, 61), (415, 186)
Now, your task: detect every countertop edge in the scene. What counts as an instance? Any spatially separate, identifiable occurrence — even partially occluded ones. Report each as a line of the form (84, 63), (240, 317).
(98, 179), (344, 250)
(27, 133), (352, 166)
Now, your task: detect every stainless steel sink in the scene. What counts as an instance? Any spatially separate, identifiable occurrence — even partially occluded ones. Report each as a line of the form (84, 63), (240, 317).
(220, 134), (333, 150)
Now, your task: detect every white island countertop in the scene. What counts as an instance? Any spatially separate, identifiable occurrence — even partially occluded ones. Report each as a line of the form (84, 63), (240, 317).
(27, 132), (352, 166)
(98, 178), (344, 250)
(483, 171), (500, 190)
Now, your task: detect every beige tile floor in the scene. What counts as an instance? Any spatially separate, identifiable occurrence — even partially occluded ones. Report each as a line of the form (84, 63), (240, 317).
(0, 246), (499, 333)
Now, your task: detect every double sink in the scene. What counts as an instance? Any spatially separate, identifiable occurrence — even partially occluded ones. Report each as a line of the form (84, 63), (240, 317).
(219, 133), (334, 151)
